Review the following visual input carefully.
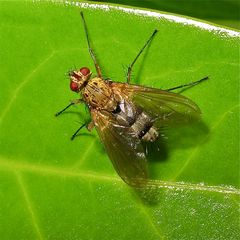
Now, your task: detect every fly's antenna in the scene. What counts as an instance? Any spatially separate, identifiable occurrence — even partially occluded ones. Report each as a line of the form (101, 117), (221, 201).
(80, 12), (102, 78)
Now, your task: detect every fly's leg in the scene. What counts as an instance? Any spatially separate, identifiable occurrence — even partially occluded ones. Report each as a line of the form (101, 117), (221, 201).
(87, 121), (95, 131)
(71, 123), (86, 141)
(80, 12), (102, 78)
(71, 121), (95, 140)
(127, 29), (158, 83)
(55, 99), (82, 117)
(165, 76), (209, 91)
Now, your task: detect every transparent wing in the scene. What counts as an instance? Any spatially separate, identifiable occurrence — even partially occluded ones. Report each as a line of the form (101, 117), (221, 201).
(112, 83), (201, 127)
(91, 110), (148, 186)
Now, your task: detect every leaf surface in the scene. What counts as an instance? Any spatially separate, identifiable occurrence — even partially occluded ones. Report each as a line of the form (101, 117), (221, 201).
(0, 2), (239, 240)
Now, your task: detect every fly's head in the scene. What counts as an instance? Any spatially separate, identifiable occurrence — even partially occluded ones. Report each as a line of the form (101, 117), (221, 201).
(69, 67), (92, 93)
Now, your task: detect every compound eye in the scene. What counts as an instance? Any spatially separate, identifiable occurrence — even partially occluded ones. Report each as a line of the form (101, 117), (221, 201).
(80, 67), (90, 76)
(70, 81), (79, 92)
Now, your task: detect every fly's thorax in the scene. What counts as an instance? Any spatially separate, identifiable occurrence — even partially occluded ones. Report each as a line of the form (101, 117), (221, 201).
(82, 77), (117, 111)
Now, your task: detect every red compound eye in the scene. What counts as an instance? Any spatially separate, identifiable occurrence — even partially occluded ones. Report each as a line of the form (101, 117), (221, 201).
(80, 67), (90, 76)
(70, 81), (79, 92)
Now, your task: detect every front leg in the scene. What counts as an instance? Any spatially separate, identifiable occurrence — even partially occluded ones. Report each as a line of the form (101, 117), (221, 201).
(55, 99), (82, 117)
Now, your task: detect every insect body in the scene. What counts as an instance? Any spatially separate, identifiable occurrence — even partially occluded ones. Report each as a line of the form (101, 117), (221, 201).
(56, 12), (208, 186)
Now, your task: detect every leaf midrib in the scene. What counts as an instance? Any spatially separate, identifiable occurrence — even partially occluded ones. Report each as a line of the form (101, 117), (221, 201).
(0, 157), (239, 195)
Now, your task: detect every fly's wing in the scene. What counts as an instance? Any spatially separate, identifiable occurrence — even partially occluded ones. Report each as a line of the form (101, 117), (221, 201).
(112, 83), (201, 127)
(91, 110), (148, 186)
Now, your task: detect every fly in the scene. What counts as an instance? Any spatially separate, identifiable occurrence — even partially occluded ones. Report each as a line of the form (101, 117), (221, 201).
(55, 12), (208, 186)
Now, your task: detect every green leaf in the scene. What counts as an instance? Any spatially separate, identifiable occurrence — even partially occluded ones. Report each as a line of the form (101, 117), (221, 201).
(0, 1), (239, 240)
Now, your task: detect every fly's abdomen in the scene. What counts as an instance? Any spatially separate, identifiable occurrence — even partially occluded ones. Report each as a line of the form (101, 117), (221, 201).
(113, 99), (159, 142)
(130, 111), (159, 142)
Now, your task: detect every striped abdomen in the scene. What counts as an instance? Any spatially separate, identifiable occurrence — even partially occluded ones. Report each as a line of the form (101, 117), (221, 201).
(113, 100), (159, 142)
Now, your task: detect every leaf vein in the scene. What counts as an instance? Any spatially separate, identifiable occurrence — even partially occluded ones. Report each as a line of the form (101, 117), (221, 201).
(71, 138), (97, 169)
(172, 104), (240, 180)
(0, 158), (239, 195)
(135, 198), (165, 239)
(15, 172), (44, 240)
(0, 51), (55, 124)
